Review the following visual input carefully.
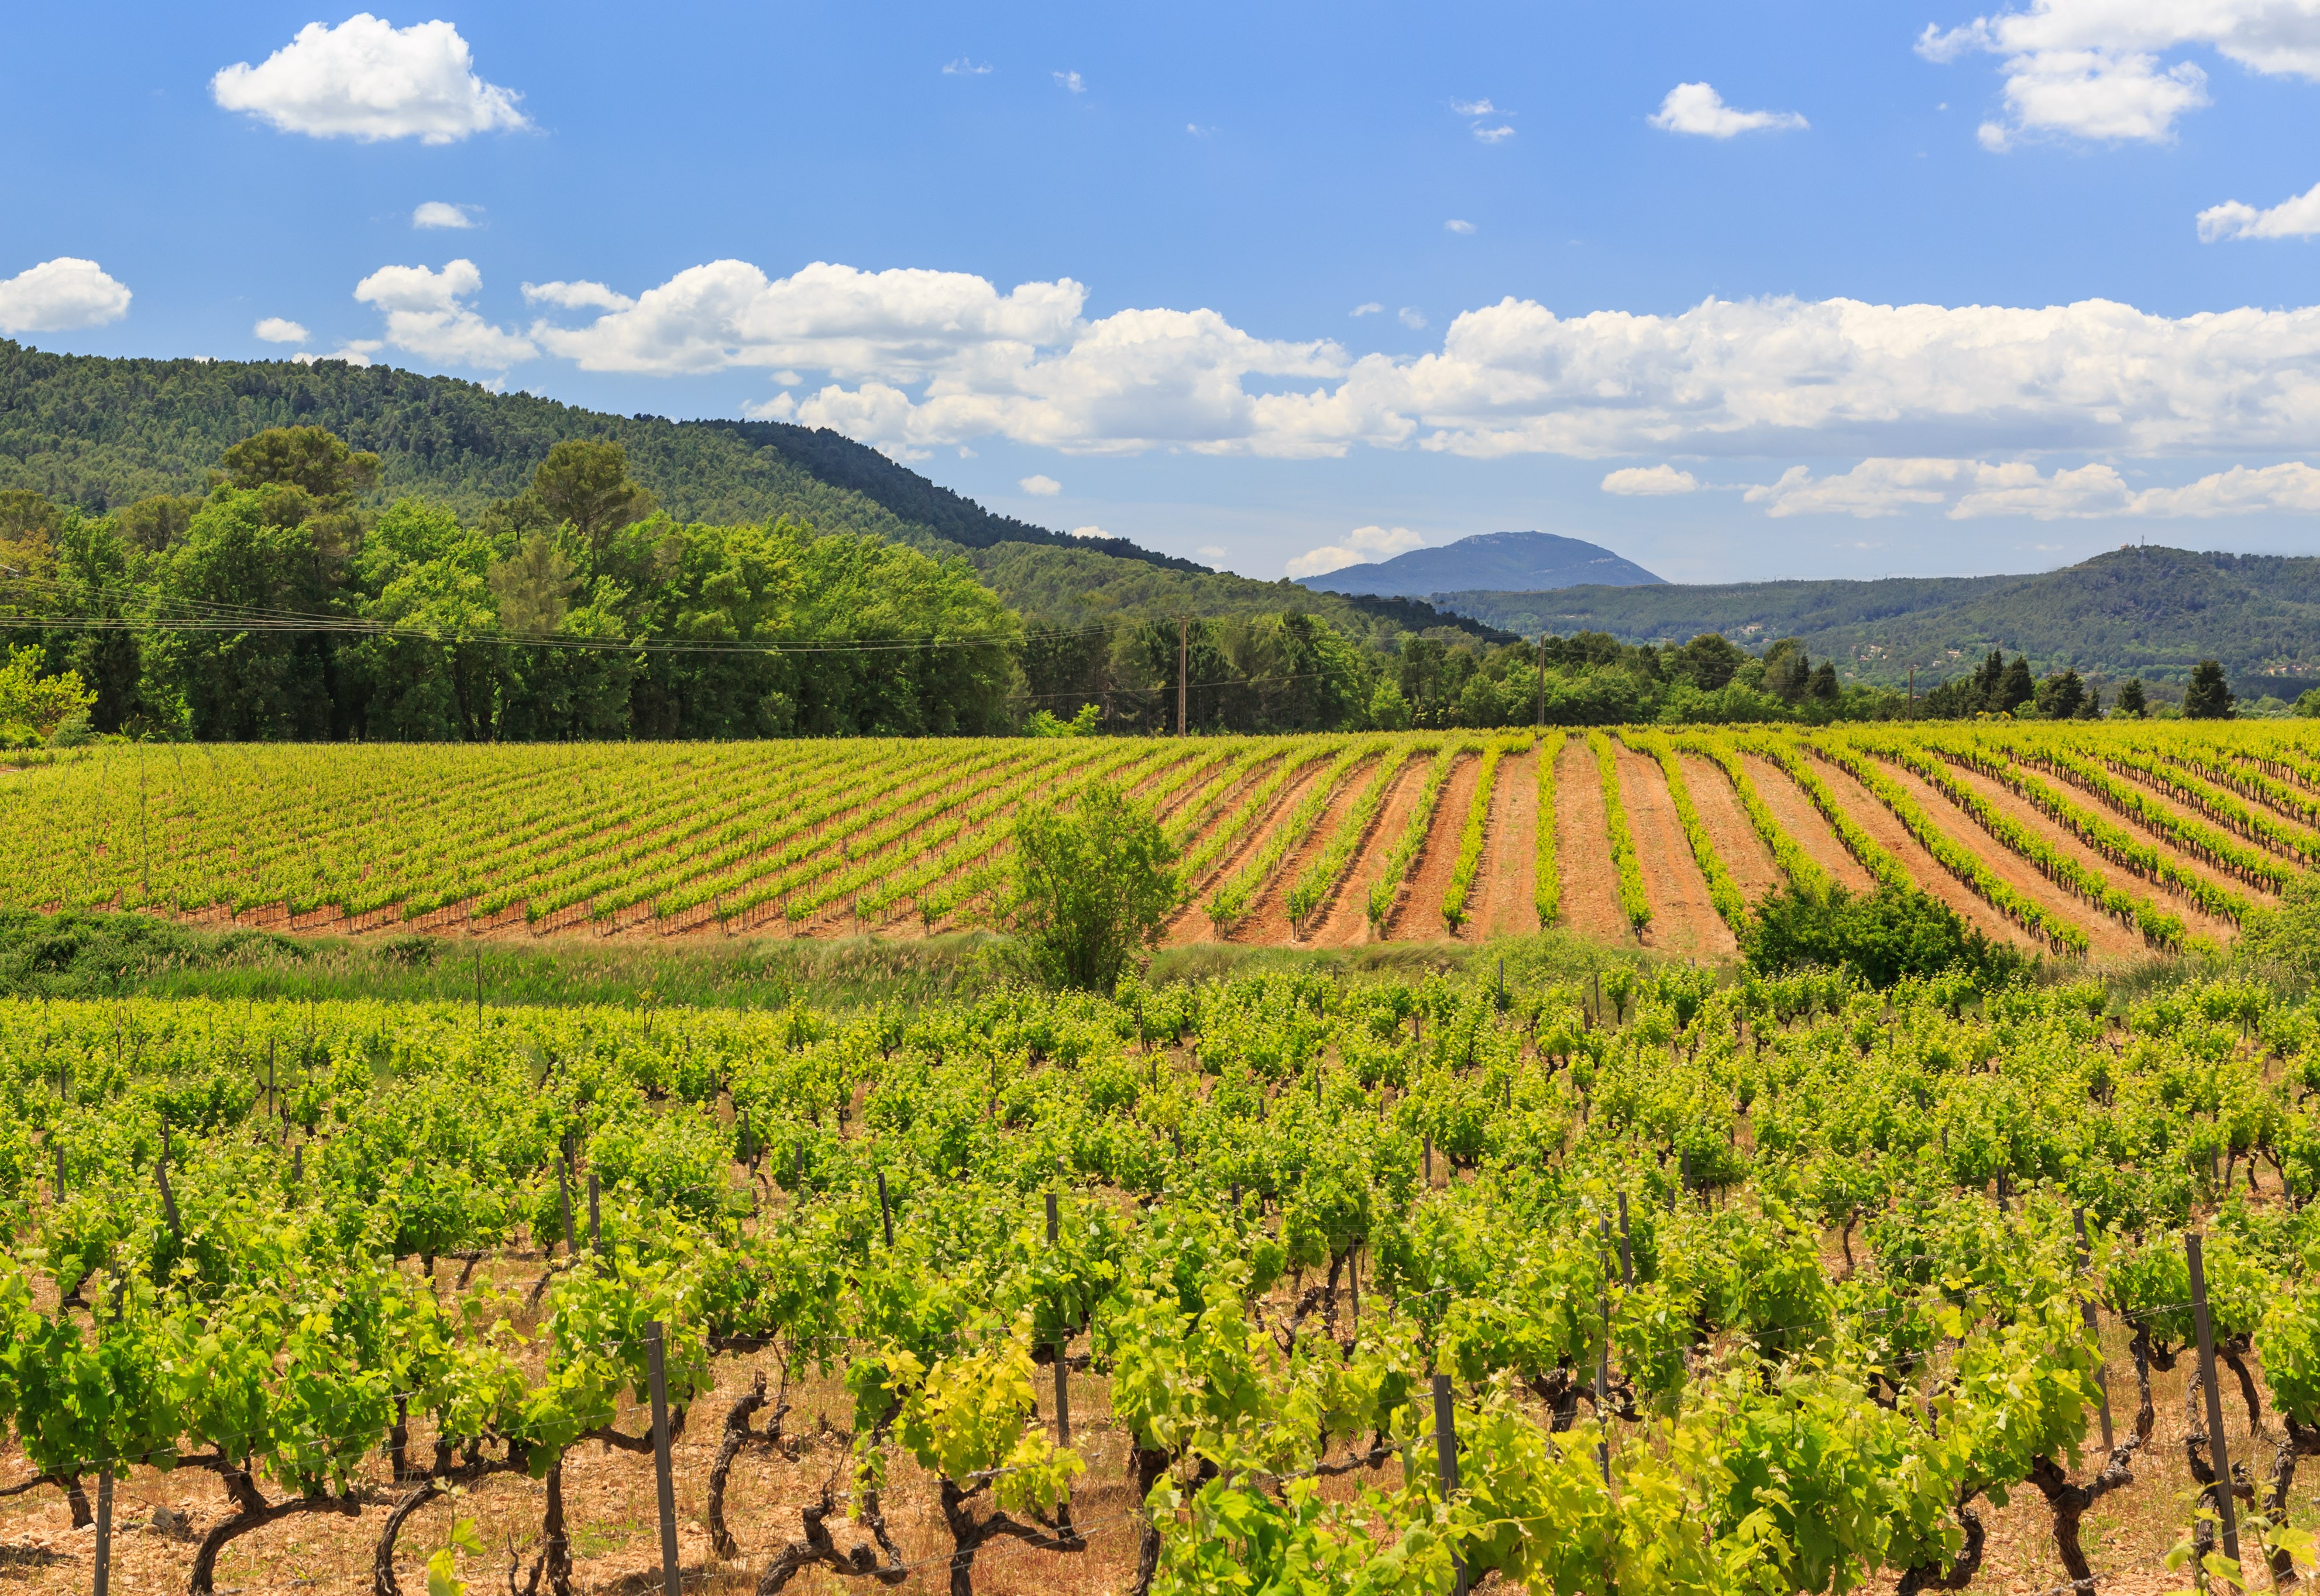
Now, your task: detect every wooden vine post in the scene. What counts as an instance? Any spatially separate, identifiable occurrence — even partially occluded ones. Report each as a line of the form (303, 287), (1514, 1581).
(646, 1322), (680, 1596)
(2187, 1233), (2241, 1566)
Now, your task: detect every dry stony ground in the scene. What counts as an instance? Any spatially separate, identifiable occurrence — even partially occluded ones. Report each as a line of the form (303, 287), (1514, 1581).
(0, 1232), (2282, 1596)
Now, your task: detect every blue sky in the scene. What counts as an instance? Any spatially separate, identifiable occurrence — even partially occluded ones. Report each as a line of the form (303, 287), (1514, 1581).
(9, 2), (2320, 583)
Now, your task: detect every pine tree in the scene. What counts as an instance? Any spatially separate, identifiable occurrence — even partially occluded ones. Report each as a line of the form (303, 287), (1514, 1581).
(2117, 677), (2147, 717)
(2182, 659), (2236, 720)
(1970, 648), (2006, 705)
(1992, 655), (2035, 714)
(2036, 669), (2085, 720)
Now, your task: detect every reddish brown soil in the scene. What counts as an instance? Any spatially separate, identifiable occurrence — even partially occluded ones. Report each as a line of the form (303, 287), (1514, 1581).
(1936, 758), (2242, 945)
(1232, 756), (1378, 945)
(1613, 746), (1736, 961)
(1552, 738), (1632, 947)
(1384, 752), (1480, 941)
(1800, 755), (2034, 948)
(1736, 753), (1878, 894)
(1164, 759), (1334, 945)
(1310, 756), (1428, 947)
(1676, 754), (1782, 900)
(1482, 749), (1541, 940)
(0, 1250), (2211, 1596)
(1868, 756), (2144, 961)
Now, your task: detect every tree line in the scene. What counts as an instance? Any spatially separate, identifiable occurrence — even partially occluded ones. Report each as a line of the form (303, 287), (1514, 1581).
(0, 425), (2294, 746)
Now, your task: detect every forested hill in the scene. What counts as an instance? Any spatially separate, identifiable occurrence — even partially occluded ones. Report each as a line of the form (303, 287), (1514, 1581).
(0, 340), (1200, 573)
(1437, 546), (2320, 689)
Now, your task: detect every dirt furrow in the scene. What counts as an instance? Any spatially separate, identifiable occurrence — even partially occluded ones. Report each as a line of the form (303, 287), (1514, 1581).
(1384, 752), (1480, 941)
(1868, 756), (2146, 960)
(1483, 749), (1541, 940)
(1614, 746), (1736, 961)
(1677, 754), (1782, 902)
(1935, 758), (2242, 945)
(1232, 756), (1378, 946)
(1736, 753), (1878, 895)
(2025, 757), (2281, 906)
(1310, 757), (1428, 947)
(1800, 756), (2038, 950)
(1552, 737), (1631, 946)
(1164, 759), (1334, 945)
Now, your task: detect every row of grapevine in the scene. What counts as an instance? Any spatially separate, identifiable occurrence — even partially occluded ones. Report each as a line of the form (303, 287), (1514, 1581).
(1284, 744), (1428, 935)
(1532, 730), (1566, 925)
(2014, 738), (2295, 893)
(1930, 735), (2253, 925)
(2150, 737), (2320, 831)
(1205, 744), (1380, 931)
(1855, 734), (2190, 951)
(1589, 730), (1652, 931)
(1675, 734), (1834, 897)
(1812, 739), (2091, 953)
(2096, 741), (2320, 865)
(1440, 735), (1525, 930)
(1366, 742), (1465, 931)
(1626, 732), (1747, 931)
(1174, 741), (1338, 892)
(2, 958), (2315, 1593)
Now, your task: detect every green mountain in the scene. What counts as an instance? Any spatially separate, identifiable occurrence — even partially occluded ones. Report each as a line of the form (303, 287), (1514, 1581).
(1435, 546), (2320, 690)
(0, 339), (1517, 646)
(0, 339), (1202, 570)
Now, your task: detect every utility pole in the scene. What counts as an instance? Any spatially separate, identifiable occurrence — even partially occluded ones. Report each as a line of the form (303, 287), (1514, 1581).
(1178, 617), (1188, 737)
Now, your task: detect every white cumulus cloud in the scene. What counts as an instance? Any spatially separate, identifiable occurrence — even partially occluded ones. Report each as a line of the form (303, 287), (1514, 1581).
(1070, 525), (1108, 538)
(1398, 307), (1428, 329)
(1742, 456), (2320, 518)
(521, 278), (635, 313)
(1019, 474), (1061, 496)
(1601, 465), (1701, 495)
(1974, 50), (2207, 147)
(413, 201), (476, 230)
(1916, 0), (2320, 145)
(1444, 219), (1476, 234)
(943, 59), (992, 75)
(1648, 82), (1807, 137)
(211, 15), (528, 143)
(1450, 98), (1497, 116)
(1287, 524), (1425, 578)
(1472, 124), (1515, 143)
(0, 257), (131, 334)
(355, 259), (535, 367)
(1054, 70), (1085, 93)
(492, 256), (2320, 469)
(2198, 178), (2320, 240)
(253, 317), (309, 343)
(1351, 302), (1383, 317)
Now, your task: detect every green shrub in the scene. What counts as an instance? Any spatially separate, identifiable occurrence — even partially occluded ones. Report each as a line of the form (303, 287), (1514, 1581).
(2240, 871), (2320, 979)
(1008, 782), (1179, 992)
(1740, 883), (2026, 988)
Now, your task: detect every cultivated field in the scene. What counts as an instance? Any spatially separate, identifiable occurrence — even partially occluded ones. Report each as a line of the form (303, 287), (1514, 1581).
(5, 723), (2314, 960)
(0, 972), (2313, 1596)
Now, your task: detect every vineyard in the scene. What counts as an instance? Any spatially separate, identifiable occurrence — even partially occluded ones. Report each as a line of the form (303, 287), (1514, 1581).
(0, 964), (2315, 1594)
(2, 722), (2316, 959)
